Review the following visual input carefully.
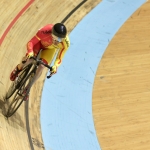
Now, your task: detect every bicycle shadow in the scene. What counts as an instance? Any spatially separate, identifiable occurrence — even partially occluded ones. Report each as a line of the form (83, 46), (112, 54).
(0, 98), (25, 130)
(0, 99), (4, 109)
(7, 112), (26, 131)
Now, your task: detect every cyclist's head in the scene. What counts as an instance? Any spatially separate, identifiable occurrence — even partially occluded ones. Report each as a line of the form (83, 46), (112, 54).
(52, 23), (67, 42)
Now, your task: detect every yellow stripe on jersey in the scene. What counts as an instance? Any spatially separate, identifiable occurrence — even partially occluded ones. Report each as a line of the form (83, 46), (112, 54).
(35, 35), (41, 40)
(54, 35), (70, 67)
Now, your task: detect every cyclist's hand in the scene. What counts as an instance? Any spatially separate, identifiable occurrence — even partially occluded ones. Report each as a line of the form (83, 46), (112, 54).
(27, 52), (34, 59)
(51, 65), (57, 74)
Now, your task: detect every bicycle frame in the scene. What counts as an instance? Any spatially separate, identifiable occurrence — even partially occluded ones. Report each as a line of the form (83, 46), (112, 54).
(18, 57), (53, 98)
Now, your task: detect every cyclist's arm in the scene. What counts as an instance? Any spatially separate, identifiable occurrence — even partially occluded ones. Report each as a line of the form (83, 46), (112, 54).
(54, 35), (70, 67)
(27, 35), (41, 53)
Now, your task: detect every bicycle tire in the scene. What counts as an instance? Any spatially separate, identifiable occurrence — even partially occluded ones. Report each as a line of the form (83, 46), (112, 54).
(5, 64), (32, 99)
(6, 98), (24, 117)
(5, 66), (35, 117)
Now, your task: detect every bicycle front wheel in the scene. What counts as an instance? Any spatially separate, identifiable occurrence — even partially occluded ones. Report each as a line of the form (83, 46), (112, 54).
(5, 68), (34, 117)
(6, 64), (32, 99)
(5, 81), (17, 100)
(5, 96), (24, 117)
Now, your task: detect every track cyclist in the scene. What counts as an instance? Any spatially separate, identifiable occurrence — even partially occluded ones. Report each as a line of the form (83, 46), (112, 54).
(10, 23), (70, 99)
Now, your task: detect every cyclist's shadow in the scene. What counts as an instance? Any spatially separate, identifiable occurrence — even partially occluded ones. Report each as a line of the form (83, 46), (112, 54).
(0, 98), (25, 130)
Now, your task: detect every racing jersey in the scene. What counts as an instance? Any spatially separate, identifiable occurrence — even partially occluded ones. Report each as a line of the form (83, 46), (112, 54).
(27, 24), (70, 66)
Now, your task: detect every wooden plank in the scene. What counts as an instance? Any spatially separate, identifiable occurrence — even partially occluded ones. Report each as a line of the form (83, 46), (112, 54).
(0, 0), (101, 149)
(93, 1), (150, 150)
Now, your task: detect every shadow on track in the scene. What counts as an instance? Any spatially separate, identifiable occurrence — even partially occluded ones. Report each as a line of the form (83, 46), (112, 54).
(0, 98), (25, 131)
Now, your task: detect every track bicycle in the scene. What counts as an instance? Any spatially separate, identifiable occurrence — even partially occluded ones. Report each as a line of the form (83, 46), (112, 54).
(2, 57), (52, 117)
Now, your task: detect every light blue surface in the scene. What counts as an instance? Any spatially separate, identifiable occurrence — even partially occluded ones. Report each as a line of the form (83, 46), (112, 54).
(40, 0), (146, 149)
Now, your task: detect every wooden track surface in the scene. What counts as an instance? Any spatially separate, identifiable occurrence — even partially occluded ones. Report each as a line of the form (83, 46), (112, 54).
(93, 1), (150, 150)
(0, 0), (101, 149)
(1, 0), (150, 150)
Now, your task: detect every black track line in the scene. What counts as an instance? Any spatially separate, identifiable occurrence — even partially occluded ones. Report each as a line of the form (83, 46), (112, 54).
(25, 1), (87, 150)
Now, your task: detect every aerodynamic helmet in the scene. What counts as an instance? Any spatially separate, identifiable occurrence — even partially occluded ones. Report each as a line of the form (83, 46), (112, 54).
(52, 23), (67, 38)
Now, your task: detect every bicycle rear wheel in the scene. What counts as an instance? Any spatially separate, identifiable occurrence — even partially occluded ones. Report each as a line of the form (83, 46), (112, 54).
(6, 64), (32, 99)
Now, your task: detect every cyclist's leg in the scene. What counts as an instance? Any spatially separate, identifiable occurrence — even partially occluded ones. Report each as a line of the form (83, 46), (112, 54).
(10, 55), (34, 81)
(32, 48), (56, 83)
(17, 56), (30, 69)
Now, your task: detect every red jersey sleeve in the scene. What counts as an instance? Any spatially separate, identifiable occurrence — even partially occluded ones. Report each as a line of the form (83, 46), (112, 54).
(27, 35), (40, 53)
